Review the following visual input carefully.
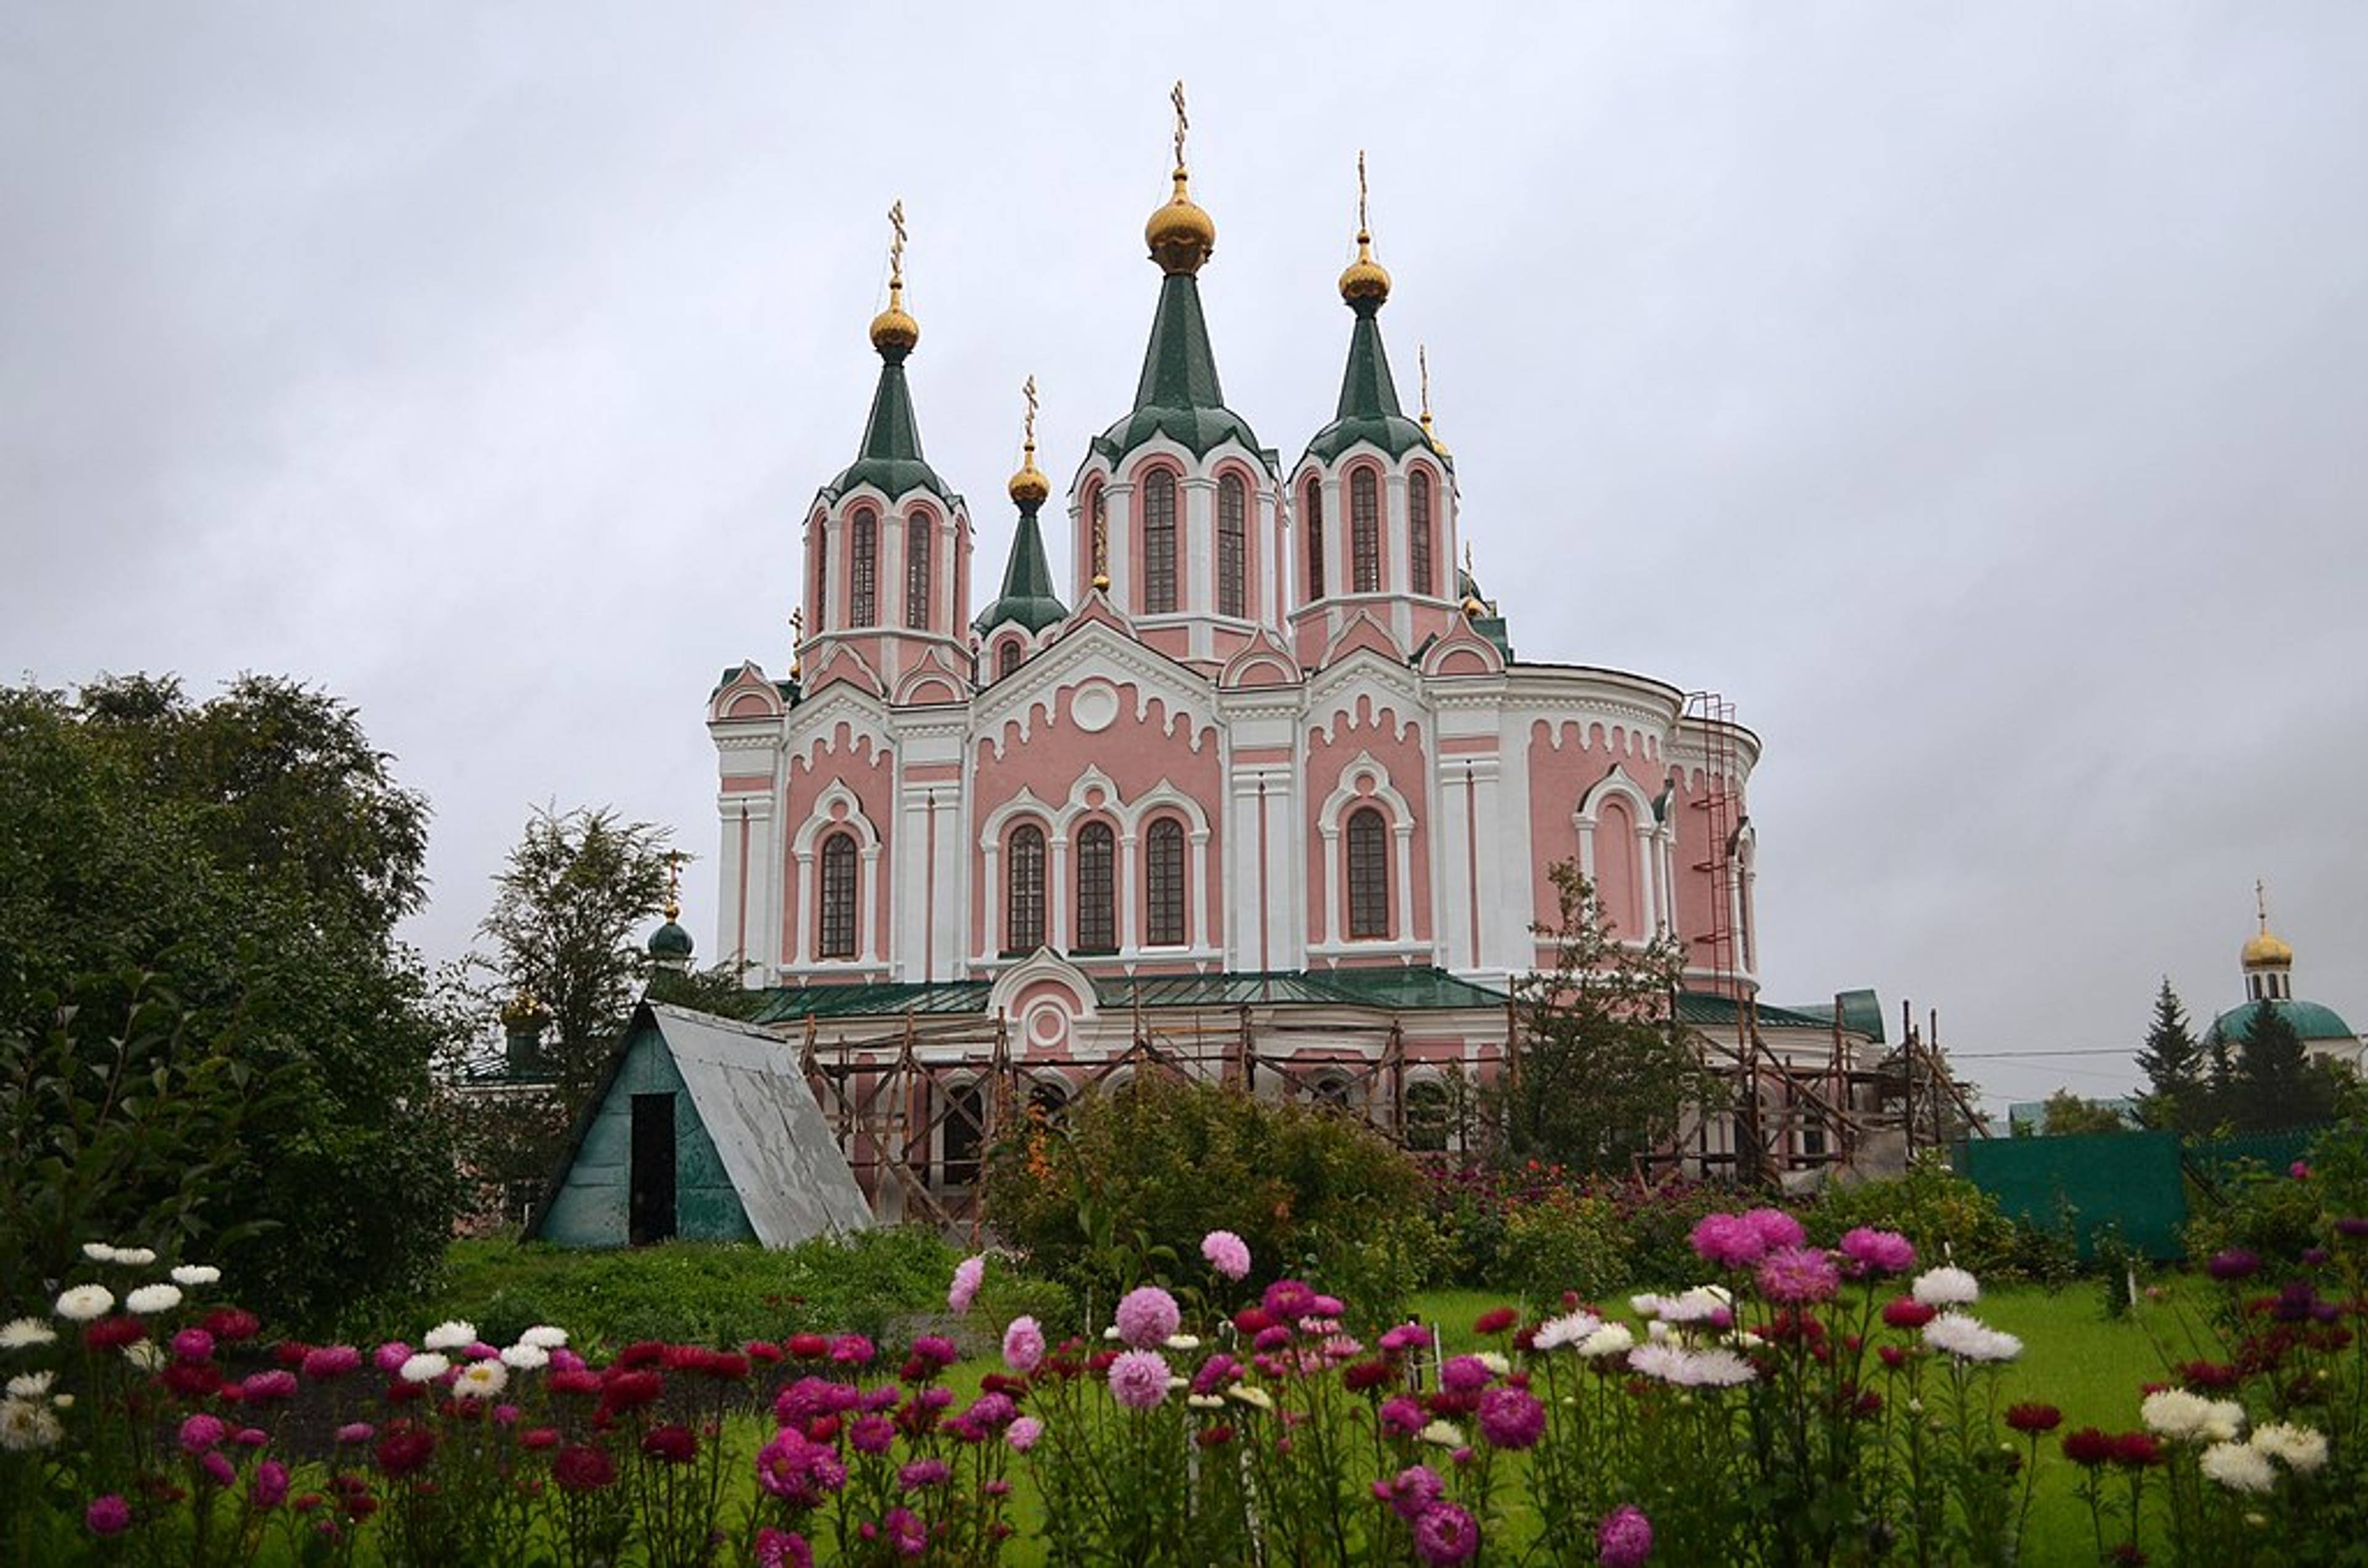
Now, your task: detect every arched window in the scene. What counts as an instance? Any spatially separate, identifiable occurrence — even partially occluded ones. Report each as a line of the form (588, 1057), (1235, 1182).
(941, 1082), (985, 1186)
(1311, 1073), (1353, 1111)
(817, 831), (858, 959)
(810, 526), (830, 632)
(1410, 470), (1434, 597)
(1217, 473), (1246, 617)
(1304, 479), (1325, 600)
(1087, 485), (1107, 589)
(1142, 470), (1178, 614)
(905, 515), (932, 630)
(1405, 1080), (1451, 1153)
(1145, 817), (1187, 946)
(1075, 821), (1116, 953)
(1006, 823), (1046, 953)
(1350, 469), (1380, 593)
(1346, 806), (1389, 939)
(995, 638), (1022, 683)
(850, 507), (878, 624)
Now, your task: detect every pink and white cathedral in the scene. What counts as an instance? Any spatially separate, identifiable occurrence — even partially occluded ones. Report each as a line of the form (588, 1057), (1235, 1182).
(696, 139), (1881, 1198)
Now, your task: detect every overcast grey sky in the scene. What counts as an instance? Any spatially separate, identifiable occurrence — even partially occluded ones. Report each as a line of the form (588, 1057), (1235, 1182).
(6, 4), (2364, 1115)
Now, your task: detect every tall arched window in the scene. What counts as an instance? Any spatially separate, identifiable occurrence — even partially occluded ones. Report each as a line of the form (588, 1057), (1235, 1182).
(810, 526), (830, 631)
(995, 638), (1022, 683)
(1217, 473), (1246, 617)
(1075, 821), (1116, 953)
(1346, 806), (1389, 939)
(1087, 485), (1106, 590)
(850, 507), (878, 624)
(1145, 817), (1186, 946)
(1304, 479), (1325, 601)
(1350, 469), (1380, 593)
(1006, 823), (1046, 953)
(941, 1082), (985, 1186)
(818, 831), (858, 959)
(1142, 470), (1178, 614)
(1410, 471), (1434, 597)
(905, 515), (932, 630)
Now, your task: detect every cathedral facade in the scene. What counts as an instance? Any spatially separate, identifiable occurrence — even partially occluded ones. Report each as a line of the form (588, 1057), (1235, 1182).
(700, 129), (1868, 1212)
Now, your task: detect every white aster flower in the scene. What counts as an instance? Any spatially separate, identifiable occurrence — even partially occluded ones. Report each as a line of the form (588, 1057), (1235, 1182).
(1644, 1320), (1672, 1343)
(1418, 1419), (1465, 1447)
(1166, 1334), (1202, 1352)
(1576, 1323), (1634, 1359)
(1628, 1342), (1687, 1382)
(451, 1360), (508, 1400)
(0, 1398), (64, 1451)
(1102, 1325), (1123, 1341)
(0, 1318), (57, 1350)
(1187, 1393), (1224, 1409)
(122, 1340), (163, 1372)
(499, 1342), (550, 1372)
(398, 1353), (451, 1384)
(113, 1248), (157, 1268)
(125, 1283), (182, 1315)
(1225, 1385), (1273, 1411)
(422, 1321), (477, 1352)
(51, 1394), (72, 1411)
(1532, 1310), (1603, 1352)
(1920, 1311), (2020, 1363)
(82, 1242), (121, 1263)
(1911, 1266), (1981, 1307)
(170, 1265), (221, 1287)
(2251, 1422), (2328, 1474)
(2201, 1400), (2246, 1444)
(54, 1286), (113, 1322)
(1680, 1349), (1758, 1388)
(2200, 1440), (2277, 1494)
(1476, 1352), (1511, 1377)
(2140, 1389), (2211, 1441)
(518, 1324), (568, 1350)
(7, 1371), (54, 1399)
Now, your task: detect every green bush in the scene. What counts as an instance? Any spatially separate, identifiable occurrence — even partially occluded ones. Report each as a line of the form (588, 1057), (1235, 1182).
(2184, 1159), (2321, 1267)
(1807, 1159), (2021, 1278)
(1497, 1191), (1627, 1305)
(984, 1075), (1431, 1327)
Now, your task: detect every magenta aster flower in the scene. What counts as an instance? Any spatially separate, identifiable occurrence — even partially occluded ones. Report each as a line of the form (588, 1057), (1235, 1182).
(1598, 1503), (1653, 1567)
(754, 1528), (815, 1568)
(250, 1460), (289, 1510)
(198, 1451), (237, 1489)
(84, 1495), (131, 1537)
(1439, 1354), (1492, 1394)
(884, 1506), (926, 1558)
(755, 1430), (847, 1505)
(850, 1414), (896, 1455)
(1380, 1396), (1426, 1436)
(1690, 1212), (1767, 1269)
(1756, 1246), (1841, 1304)
(171, 1328), (215, 1362)
(948, 1255), (986, 1315)
(1373, 1463), (1445, 1521)
(1412, 1501), (1479, 1566)
(302, 1345), (363, 1381)
(1108, 1348), (1172, 1410)
(897, 1458), (950, 1490)
(178, 1414), (226, 1454)
(1201, 1229), (1252, 1281)
(1116, 1286), (1182, 1348)
(1477, 1386), (1547, 1450)
(1741, 1207), (1805, 1250)
(1001, 1315), (1045, 1375)
(1840, 1228), (1916, 1275)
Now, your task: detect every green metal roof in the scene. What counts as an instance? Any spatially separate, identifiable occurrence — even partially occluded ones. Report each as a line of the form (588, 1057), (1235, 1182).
(1675, 992), (1840, 1033)
(973, 499), (1069, 636)
(749, 980), (992, 1023)
(1785, 989), (1888, 1045)
(1090, 273), (1270, 467)
(824, 347), (952, 503)
(1304, 298), (1437, 464)
(2210, 998), (2358, 1043)
(1096, 966), (1507, 1012)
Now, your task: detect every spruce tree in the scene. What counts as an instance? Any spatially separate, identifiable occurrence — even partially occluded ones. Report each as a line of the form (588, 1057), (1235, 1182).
(2234, 999), (2319, 1132)
(2134, 979), (2206, 1131)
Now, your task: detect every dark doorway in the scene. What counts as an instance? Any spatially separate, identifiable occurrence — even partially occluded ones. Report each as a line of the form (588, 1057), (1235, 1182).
(629, 1093), (678, 1245)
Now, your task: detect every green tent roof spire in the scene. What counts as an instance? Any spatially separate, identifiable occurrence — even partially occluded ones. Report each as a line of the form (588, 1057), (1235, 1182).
(977, 377), (1069, 636)
(1305, 165), (1437, 465)
(828, 200), (952, 501)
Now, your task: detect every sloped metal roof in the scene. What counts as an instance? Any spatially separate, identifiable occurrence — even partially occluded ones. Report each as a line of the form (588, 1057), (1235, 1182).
(747, 981), (993, 1022)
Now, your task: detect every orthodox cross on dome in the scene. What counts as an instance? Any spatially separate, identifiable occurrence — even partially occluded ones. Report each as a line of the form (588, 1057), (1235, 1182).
(888, 199), (907, 289)
(1023, 374), (1038, 452)
(1419, 344), (1432, 424)
(1171, 80), (1189, 173)
(664, 852), (684, 922)
(788, 606), (804, 676)
(2256, 877), (2270, 931)
(1357, 148), (1369, 236)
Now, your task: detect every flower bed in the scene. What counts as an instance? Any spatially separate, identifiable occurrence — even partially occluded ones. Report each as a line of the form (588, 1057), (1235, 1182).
(3, 1214), (2361, 1564)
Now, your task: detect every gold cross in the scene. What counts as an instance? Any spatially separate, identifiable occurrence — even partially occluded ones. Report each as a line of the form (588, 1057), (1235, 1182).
(1170, 80), (1189, 170)
(2257, 877), (2269, 928)
(1022, 375), (1038, 449)
(1419, 344), (1432, 421)
(888, 199), (906, 287)
(1357, 149), (1369, 236)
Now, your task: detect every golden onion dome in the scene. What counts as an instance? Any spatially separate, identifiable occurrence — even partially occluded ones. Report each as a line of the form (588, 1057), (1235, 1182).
(869, 281), (919, 355)
(1339, 229), (1391, 305)
(1008, 452), (1050, 508)
(1146, 168), (1216, 276)
(2242, 929), (2295, 967)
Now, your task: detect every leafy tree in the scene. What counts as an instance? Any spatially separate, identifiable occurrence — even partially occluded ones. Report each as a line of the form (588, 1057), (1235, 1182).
(0, 675), (464, 1325)
(2040, 1090), (2128, 1136)
(2134, 979), (2208, 1131)
(1489, 862), (1714, 1176)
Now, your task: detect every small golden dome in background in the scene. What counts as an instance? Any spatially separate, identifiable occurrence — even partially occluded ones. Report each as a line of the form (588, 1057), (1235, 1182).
(1146, 169), (1216, 276)
(2242, 929), (2294, 967)
(1339, 229), (1391, 305)
(870, 286), (919, 355)
(1462, 595), (1486, 617)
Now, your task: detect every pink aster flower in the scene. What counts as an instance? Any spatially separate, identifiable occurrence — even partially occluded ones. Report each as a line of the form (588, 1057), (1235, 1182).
(1379, 1396), (1426, 1437)
(1757, 1246), (1841, 1304)
(251, 1460), (290, 1510)
(1690, 1212), (1767, 1269)
(1201, 1229), (1252, 1281)
(1005, 1416), (1043, 1452)
(198, 1451), (237, 1489)
(1439, 1355), (1492, 1394)
(851, 1414), (896, 1455)
(302, 1345), (363, 1381)
(179, 1414), (227, 1453)
(1373, 1463), (1445, 1521)
(1412, 1500), (1479, 1566)
(85, 1495), (132, 1537)
(1476, 1386), (1547, 1450)
(171, 1328), (215, 1362)
(1598, 1503), (1653, 1568)
(754, 1528), (815, 1568)
(1741, 1207), (1805, 1250)
(1001, 1316), (1045, 1375)
(1107, 1348), (1172, 1410)
(372, 1341), (411, 1374)
(884, 1506), (926, 1558)
(1116, 1285), (1182, 1348)
(898, 1458), (950, 1491)
(948, 1255), (985, 1315)
(1840, 1228), (1917, 1276)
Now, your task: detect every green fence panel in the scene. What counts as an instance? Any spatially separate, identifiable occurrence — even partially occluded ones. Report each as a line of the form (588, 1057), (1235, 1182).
(1954, 1130), (2186, 1262)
